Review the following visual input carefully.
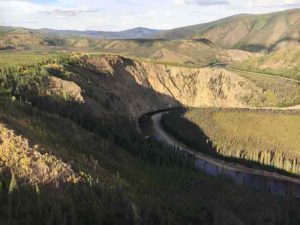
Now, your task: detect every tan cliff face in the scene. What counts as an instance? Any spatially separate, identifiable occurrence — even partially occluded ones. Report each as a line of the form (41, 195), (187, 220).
(130, 63), (265, 108)
(83, 55), (267, 117)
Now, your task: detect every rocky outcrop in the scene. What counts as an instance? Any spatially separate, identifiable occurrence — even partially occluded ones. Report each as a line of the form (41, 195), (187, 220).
(0, 123), (79, 185)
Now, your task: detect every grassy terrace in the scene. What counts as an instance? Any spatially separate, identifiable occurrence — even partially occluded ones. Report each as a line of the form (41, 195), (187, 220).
(0, 52), (63, 68)
(162, 108), (300, 175)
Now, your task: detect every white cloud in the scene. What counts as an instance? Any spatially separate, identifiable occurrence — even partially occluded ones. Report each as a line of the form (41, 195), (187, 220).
(249, 0), (300, 7)
(39, 8), (101, 18)
(175, 0), (229, 6)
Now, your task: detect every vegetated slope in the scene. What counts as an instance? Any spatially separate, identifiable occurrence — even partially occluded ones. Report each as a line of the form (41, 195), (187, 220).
(95, 39), (259, 66)
(233, 70), (300, 107)
(94, 39), (222, 67)
(157, 8), (300, 52)
(0, 29), (47, 50)
(232, 46), (300, 80)
(0, 122), (79, 185)
(0, 27), (260, 67)
(1, 53), (299, 225)
(162, 108), (300, 175)
(0, 35), (218, 66)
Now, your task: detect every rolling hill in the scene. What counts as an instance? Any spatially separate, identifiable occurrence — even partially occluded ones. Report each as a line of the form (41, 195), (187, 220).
(157, 8), (300, 52)
(0, 27), (258, 67)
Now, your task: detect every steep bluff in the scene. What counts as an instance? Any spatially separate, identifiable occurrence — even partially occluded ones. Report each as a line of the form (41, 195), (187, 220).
(84, 55), (267, 117)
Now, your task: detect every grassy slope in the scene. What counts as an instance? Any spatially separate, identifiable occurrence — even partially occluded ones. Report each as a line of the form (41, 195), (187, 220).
(158, 8), (300, 52)
(232, 70), (300, 107)
(231, 46), (300, 80)
(0, 52), (300, 224)
(0, 31), (223, 67)
(93, 39), (222, 67)
(162, 108), (300, 175)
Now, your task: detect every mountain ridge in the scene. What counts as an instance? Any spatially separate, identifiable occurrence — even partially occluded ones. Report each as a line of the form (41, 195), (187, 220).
(0, 26), (164, 39)
(156, 8), (300, 51)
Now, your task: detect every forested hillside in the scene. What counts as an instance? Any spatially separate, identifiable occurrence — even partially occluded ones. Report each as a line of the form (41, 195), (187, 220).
(0, 52), (299, 224)
(162, 108), (300, 175)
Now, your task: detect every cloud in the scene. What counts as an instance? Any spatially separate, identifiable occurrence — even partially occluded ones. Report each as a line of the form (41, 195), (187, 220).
(39, 8), (101, 18)
(175, 0), (229, 6)
(249, 0), (300, 7)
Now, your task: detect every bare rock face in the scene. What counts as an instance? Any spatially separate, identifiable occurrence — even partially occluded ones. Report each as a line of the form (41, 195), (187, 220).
(85, 55), (266, 117)
(134, 64), (265, 108)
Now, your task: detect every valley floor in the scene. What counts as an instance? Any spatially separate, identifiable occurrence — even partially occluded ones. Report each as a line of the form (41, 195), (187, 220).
(151, 110), (300, 186)
(148, 106), (300, 203)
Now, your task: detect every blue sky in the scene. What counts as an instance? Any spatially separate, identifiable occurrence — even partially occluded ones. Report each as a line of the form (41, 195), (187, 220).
(0, 0), (300, 31)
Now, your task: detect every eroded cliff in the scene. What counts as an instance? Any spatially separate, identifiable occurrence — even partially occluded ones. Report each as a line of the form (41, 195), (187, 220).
(84, 55), (267, 117)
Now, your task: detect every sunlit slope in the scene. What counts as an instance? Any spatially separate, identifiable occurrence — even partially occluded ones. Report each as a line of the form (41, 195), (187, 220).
(0, 28), (47, 50)
(158, 8), (300, 52)
(0, 26), (261, 67)
(94, 39), (224, 67)
(0, 32), (223, 67)
(232, 46), (300, 80)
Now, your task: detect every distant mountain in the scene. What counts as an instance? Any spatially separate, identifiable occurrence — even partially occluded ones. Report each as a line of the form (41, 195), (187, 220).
(38, 27), (163, 39)
(156, 8), (300, 52)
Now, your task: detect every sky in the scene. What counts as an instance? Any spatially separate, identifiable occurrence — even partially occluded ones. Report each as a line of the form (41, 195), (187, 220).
(0, 0), (300, 31)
